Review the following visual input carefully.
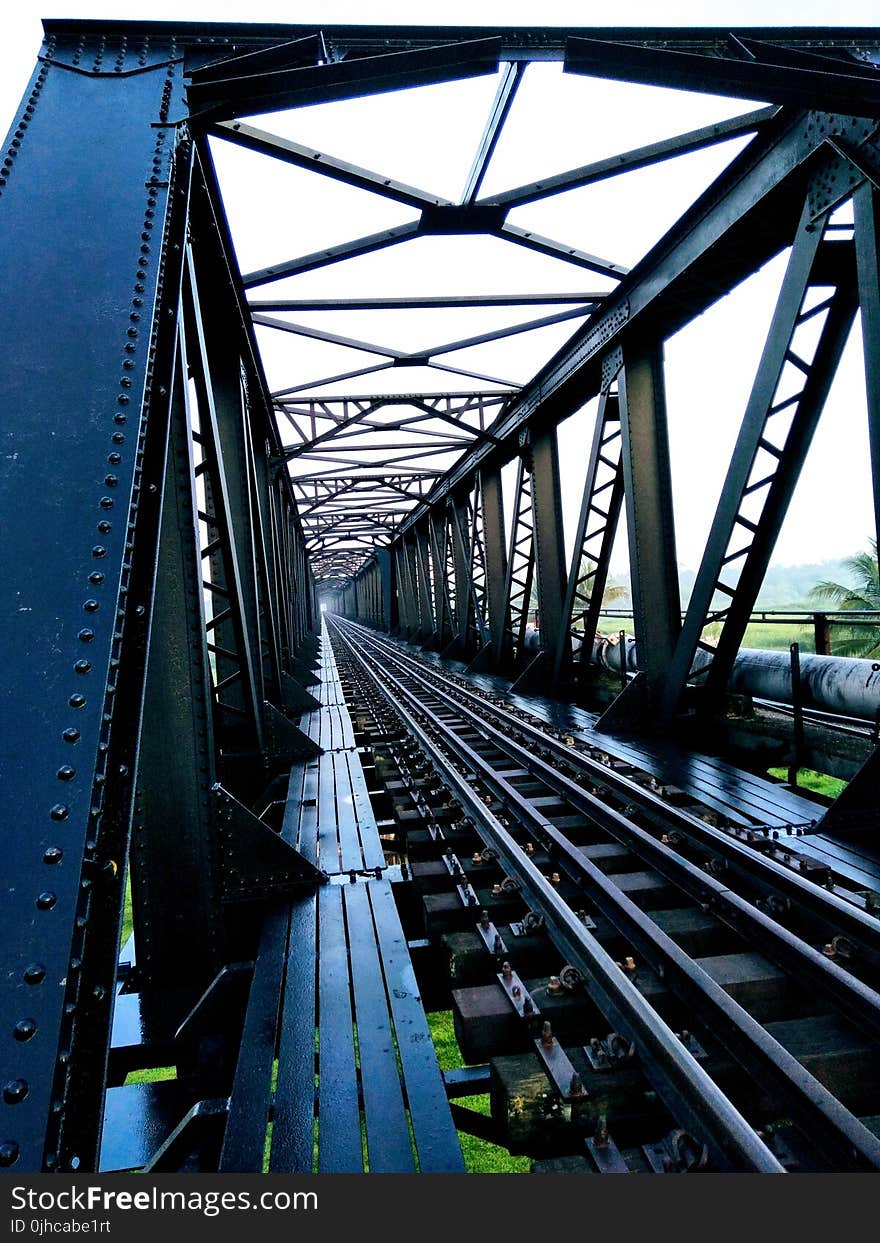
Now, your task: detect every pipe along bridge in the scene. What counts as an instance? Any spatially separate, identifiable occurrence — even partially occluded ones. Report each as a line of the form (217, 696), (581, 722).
(3, 20), (880, 1176)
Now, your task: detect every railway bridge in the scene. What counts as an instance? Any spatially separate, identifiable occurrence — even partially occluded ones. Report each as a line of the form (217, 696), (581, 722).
(3, 19), (880, 1176)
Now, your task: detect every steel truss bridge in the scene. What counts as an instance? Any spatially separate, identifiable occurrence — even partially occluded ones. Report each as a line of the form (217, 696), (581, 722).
(3, 19), (880, 1176)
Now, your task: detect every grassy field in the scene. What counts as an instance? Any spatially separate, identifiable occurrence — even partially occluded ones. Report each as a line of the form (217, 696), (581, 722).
(735, 622), (814, 652)
(767, 767), (847, 798)
(427, 1010), (529, 1174)
(599, 616), (816, 652)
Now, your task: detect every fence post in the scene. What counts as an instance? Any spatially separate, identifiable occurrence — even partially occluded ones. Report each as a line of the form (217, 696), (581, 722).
(788, 642), (805, 787)
(813, 612), (831, 655)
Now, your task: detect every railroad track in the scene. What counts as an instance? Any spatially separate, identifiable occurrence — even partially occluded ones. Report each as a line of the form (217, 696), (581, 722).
(757, 696), (879, 745)
(326, 614), (880, 1174)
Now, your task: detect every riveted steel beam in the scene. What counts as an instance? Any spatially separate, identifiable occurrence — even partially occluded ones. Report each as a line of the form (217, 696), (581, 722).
(598, 342), (679, 727)
(0, 36), (187, 1174)
(854, 183), (880, 559)
(660, 198), (859, 719)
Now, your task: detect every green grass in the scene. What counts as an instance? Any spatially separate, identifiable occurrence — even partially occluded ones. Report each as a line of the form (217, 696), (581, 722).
(736, 622), (814, 652)
(124, 1065), (175, 1085)
(427, 1011), (529, 1174)
(767, 767), (847, 798)
(120, 873), (133, 948)
(598, 616), (818, 654)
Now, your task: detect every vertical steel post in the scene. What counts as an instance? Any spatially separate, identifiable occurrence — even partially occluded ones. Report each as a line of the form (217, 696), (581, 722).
(133, 332), (225, 995)
(854, 182), (880, 561)
(617, 342), (681, 708)
(813, 612), (832, 656)
(788, 642), (804, 787)
(450, 493), (474, 652)
(377, 546), (394, 631)
(429, 508), (453, 649)
(0, 35), (187, 1171)
(480, 465), (509, 662)
(498, 452), (535, 669)
(552, 392), (625, 686)
(530, 427), (568, 663)
(413, 522), (436, 642)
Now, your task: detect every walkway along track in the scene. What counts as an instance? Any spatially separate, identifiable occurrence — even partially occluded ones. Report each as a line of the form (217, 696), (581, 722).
(327, 615), (880, 1173)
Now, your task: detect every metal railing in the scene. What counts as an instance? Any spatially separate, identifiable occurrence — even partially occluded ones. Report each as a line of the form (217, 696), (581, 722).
(595, 610), (880, 656)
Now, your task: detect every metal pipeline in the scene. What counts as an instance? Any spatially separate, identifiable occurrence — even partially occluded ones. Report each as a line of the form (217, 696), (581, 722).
(524, 629), (880, 722)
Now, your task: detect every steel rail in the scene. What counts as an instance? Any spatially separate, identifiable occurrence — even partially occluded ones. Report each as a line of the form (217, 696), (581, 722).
(344, 628), (880, 1041)
(342, 621), (880, 954)
(329, 616), (880, 1171)
(328, 620), (784, 1173)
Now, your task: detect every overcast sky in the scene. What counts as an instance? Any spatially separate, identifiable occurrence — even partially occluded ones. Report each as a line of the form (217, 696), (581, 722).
(4, 1), (879, 575)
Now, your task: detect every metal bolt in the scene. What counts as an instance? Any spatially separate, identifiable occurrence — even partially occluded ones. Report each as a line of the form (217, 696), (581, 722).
(13, 1019), (36, 1042)
(0, 1141), (19, 1167)
(540, 1021), (554, 1047)
(3, 1079), (28, 1104)
(23, 964), (45, 985)
(36, 892), (56, 911)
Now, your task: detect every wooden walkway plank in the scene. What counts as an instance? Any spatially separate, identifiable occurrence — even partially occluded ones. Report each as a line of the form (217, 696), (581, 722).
(270, 893), (318, 1173)
(317, 885), (363, 1172)
(318, 753), (341, 874)
(343, 883), (416, 1172)
(346, 752), (386, 872)
(368, 881), (465, 1172)
(219, 905), (290, 1172)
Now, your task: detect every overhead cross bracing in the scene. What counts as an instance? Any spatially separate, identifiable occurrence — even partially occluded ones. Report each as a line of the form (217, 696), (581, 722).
(199, 31), (809, 587)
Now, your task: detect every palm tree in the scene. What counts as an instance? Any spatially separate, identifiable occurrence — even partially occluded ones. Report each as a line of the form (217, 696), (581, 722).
(810, 541), (880, 657)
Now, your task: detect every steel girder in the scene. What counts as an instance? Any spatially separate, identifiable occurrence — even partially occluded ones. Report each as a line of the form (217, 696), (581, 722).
(396, 112), (880, 523)
(551, 392), (625, 687)
(660, 201), (860, 719)
(0, 38), (192, 1174)
(596, 342), (681, 726)
(0, 28), (325, 1173)
(498, 451), (537, 670)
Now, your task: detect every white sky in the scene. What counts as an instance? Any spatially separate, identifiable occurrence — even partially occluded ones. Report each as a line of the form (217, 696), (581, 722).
(3, 1), (879, 576)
